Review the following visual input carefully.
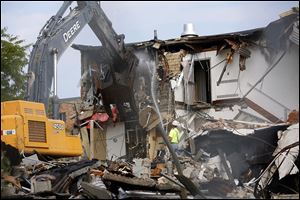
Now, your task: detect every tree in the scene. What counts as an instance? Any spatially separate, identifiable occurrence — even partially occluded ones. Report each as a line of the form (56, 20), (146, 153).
(1, 27), (30, 101)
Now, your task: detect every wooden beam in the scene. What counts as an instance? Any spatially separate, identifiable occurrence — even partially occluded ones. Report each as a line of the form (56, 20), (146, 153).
(244, 98), (283, 123)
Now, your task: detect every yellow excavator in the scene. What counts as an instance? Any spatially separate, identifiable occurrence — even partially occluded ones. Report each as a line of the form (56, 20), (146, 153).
(1, 100), (82, 158)
(1, 1), (138, 162)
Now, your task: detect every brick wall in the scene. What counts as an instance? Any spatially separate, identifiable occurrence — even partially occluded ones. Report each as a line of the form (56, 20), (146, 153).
(164, 50), (187, 75)
(59, 99), (81, 132)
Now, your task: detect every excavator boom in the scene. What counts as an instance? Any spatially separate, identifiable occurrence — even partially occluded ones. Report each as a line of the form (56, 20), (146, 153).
(26, 1), (138, 119)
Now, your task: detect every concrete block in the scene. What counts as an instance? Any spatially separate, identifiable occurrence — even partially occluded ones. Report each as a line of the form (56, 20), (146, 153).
(31, 179), (52, 193)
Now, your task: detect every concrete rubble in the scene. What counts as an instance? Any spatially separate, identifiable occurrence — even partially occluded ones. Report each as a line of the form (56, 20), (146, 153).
(1, 119), (298, 199)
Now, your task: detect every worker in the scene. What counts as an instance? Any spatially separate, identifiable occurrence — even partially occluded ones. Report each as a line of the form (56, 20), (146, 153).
(168, 124), (180, 154)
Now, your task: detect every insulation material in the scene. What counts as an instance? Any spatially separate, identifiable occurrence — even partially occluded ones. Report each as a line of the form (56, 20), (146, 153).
(172, 72), (184, 102)
(106, 122), (126, 160)
(272, 123), (299, 180)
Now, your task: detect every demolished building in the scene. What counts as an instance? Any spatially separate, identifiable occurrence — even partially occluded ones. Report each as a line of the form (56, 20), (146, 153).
(2, 7), (298, 199)
(73, 6), (299, 198)
(64, 7), (299, 198)
(73, 7), (298, 154)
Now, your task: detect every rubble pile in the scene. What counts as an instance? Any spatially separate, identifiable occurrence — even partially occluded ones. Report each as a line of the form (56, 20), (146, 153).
(1, 121), (298, 199)
(1, 157), (185, 199)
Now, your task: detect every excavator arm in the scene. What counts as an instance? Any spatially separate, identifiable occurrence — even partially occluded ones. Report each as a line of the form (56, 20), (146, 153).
(26, 1), (138, 118)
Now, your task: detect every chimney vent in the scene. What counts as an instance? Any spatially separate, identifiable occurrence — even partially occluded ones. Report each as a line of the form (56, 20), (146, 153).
(181, 23), (198, 37)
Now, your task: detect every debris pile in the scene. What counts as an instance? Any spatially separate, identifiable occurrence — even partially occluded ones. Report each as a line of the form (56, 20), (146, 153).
(1, 120), (298, 199)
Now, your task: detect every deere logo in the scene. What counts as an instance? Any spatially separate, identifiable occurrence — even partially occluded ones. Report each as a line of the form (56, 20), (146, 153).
(63, 21), (80, 43)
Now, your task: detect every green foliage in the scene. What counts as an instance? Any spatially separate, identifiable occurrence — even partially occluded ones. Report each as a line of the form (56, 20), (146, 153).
(1, 27), (30, 101)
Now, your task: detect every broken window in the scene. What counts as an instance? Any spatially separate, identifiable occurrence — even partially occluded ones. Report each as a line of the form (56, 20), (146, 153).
(194, 59), (211, 104)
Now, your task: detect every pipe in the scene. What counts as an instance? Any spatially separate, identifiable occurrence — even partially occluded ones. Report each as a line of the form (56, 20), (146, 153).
(154, 30), (158, 40)
(53, 48), (58, 97)
(52, 48), (59, 119)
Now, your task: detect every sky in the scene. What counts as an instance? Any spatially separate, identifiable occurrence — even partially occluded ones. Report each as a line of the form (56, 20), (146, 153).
(1, 1), (299, 99)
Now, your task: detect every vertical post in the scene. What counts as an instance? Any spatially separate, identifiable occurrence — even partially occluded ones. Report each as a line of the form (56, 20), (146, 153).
(53, 48), (58, 97)
(52, 48), (59, 119)
(90, 120), (94, 159)
(154, 30), (158, 40)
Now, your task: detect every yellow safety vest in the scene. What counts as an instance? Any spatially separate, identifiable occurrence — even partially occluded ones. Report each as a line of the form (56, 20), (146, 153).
(169, 128), (179, 144)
